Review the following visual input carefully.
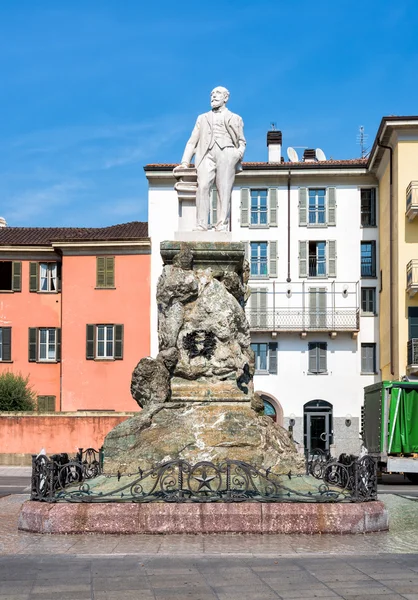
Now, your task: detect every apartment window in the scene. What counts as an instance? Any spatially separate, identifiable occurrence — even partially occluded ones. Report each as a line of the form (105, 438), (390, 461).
(308, 342), (327, 374)
(361, 343), (376, 374)
(361, 189), (376, 227)
(248, 241), (277, 279)
(361, 242), (376, 277)
(299, 240), (336, 278)
(28, 328), (61, 362)
(0, 327), (11, 361)
(361, 287), (376, 315)
(0, 261), (21, 292)
(37, 395), (56, 412)
(240, 188), (277, 227)
(251, 342), (277, 374)
(96, 257), (115, 288)
(29, 262), (61, 292)
(299, 187), (336, 227)
(86, 324), (124, 360)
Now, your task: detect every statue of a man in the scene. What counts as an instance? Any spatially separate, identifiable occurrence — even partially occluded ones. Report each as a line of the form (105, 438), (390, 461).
(177, 86), (246, 232)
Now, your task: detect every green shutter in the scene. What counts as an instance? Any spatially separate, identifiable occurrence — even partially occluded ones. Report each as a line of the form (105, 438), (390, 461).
(328, 240), (337, 277)
(319, 343), (327, 373)
(241, 188), (250, 226)
(299, 188), (307, 226)
(12, 262), (21, 292)
(29, 262), (38, 292)
(259, 287), (267, 328)
(96, 257), (105, 288)
(327, 187), (336, 226)
(269, 241), (277, 278)
(269, 188), (278, 226)
(268, 342), (278, 374)
(105, 257), (115, 287)
(211, 188), (218, 227)
(37, 395), (56, 412)
(86, 324), (95, 360)
(28, 328), (37, 362)
(114, 324), (124, 359)
(299, 241), (307, 278)
(1, 327), (11, 361)
(308, 343), (317, 373)
(56, 328), (61, 362)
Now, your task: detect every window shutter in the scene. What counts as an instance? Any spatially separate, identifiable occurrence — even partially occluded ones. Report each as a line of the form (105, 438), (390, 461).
(241, 188), (250, 226)
(249, 286), (258, 328)
(105, 257), (115, 287)
(96, 257), (105, 287)
(38, 395), (56, 412)
(211, 188), (218, 227)
(299, 241), (307, 278)
(86, 325), (95, 360)
(319, 343), (327, 373)
(308, 343), (317, 372)
(268, 342), (278, 374)
(327, 187), (336, 226)
(28, 328), (37, 362)
(57, 263), (62, 292)
(299, 188), (307, 226)
(408, 308), (418, 339)
(56, 328), (61, 362)
(259, 287), (267, 328)
(2, 327), (11, 361)
(12, 262), (21, 292)
(269, 241), (277, 278)
(114, 324), (124, 359)
(29, 262), (38, 292)
(269, 188), (278, 226)
(244, 241), (250, 262)
(327, 240), (337, 277)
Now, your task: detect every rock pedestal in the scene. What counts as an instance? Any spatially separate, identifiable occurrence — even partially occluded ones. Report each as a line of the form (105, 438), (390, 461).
(103, 240), (305, 475)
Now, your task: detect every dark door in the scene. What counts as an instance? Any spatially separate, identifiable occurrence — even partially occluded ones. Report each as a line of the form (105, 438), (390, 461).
(307, 412), (329, 453)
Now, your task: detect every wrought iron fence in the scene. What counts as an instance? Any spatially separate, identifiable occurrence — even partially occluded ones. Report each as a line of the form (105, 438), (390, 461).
(30, 452), (377, 504)
(247, 308), (359, 331)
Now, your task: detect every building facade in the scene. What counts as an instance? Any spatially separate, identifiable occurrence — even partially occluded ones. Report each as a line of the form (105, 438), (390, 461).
(146, 135), (380, 457)
(0, 221), (150, 413)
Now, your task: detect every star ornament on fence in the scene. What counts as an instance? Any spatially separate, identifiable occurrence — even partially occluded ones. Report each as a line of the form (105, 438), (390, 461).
(193, 469), (217, 491)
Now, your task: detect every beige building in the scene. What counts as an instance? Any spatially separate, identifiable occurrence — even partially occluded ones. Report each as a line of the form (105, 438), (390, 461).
(369, 116), (418, 380)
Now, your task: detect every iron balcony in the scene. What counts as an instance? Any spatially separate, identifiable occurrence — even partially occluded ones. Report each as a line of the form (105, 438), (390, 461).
(247, 308), (360, 332)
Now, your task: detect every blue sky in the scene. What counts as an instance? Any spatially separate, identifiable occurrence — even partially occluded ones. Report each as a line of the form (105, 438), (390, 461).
(1, 1), (417, 227)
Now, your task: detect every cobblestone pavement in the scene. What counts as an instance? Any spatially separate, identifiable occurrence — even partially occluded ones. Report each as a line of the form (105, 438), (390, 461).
(2, 494), (418, 599)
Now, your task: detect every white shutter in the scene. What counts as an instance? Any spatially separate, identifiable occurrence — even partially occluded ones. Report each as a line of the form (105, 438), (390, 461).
(327, 187), (336, 226)
(269, 188), (278, 227)
(269, 241), (277, 278)
(259, 287), (267, 327)
(250, 286), (259, 328)
(327, 240), (337, 278)
(299, 241), (307, 278)
(241, 188), (250, 226)
(299, 188), (307, 226)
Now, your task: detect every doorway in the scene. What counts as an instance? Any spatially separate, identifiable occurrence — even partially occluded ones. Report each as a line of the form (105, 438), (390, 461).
(304, 399), (333, 456)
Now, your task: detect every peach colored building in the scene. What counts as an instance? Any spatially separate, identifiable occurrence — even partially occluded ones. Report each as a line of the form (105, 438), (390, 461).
(0, 221), (150, 460)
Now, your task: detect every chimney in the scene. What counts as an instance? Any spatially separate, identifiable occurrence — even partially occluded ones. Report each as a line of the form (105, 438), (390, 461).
(267, 130), (282, 163)
(0, 217), (7, 227)
(303, 149), (316, 162)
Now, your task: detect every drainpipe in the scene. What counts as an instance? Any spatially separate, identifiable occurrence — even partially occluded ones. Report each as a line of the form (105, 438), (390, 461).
(377, 140), (394, 376)
(287, 170), (291, 283)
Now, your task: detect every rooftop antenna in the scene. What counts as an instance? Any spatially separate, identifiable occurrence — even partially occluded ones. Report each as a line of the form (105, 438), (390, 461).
(271, 122), (277, 131)
(357, 125), (369, 158)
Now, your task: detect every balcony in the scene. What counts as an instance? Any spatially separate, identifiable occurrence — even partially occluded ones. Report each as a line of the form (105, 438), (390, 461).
(406, 181), (418, 221)
(247, 308), (359, 333)
(407, 260), (418, 297)
(407, 339), (418, 374)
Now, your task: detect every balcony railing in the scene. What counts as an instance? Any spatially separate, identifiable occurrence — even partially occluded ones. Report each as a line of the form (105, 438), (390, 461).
(407, 339), (418, 373)
(407, 260), (418, 297)
(247, 308), (360, 332)
(406, 181), (418, 221)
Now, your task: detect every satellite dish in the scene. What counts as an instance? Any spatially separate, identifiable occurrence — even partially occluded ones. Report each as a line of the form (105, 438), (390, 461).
(316, 148), (327, 161)
(287, 147), (299, 162)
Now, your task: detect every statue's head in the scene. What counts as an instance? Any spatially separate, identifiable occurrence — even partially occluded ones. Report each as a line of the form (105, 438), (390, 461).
(211, 86), (229, 109)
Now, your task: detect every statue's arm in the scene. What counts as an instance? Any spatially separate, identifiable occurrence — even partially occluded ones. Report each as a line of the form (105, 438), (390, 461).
(237, 117), (246, 160)
(180, 117), (201, 166)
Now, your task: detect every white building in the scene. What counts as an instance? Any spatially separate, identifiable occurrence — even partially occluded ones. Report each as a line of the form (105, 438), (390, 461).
(146, 130), (380, 457)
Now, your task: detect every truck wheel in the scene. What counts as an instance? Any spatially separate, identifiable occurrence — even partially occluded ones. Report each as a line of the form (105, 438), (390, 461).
(406, 473), (418, 484)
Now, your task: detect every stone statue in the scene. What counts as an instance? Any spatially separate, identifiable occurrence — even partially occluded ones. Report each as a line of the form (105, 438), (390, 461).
(176, 86), (246, 232)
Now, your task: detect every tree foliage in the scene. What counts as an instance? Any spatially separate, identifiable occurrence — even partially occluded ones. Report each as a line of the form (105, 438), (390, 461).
(0, 371), (36, 411)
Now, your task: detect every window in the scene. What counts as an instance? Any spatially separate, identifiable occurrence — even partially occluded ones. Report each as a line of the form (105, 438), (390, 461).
(0, 327), (11, 361)
(361, 189), (376, 227)
(240, 188), (277, 227)
(28, 328), (61, 362)
(251, 342), (277, 374)
(37, 395), (56, 412)
(96, 257), (115, 288)
(361, 343), (376, 374)
(299, 187), (336, 227)
(0, 261), (21, 292)
(299, 240), (337, 278)
(361, 287), (376, 315)
(249, 242), (277, 278)
(361, 242), (376, 277)
(86, 324), (124, 360)
(29, 262), (61, 293)
(248, 287), (268, 329)
(308, 342), (327, 374)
